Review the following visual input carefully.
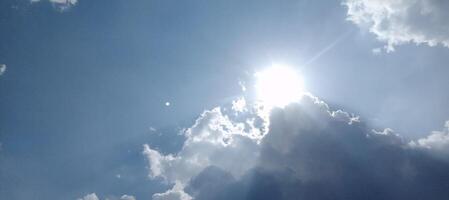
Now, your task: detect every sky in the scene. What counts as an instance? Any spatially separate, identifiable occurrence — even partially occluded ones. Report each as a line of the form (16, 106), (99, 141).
(1, 0), (449, 199)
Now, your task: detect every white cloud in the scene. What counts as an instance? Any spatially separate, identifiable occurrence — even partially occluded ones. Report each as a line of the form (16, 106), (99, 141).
(78, 193), (99, 200)
(411, 121), (449, 153)
(231, 97), (247, 113)
(0, 64), (6, 76)
(152, 182), (192, 200)
(31, 0), (78, 11)
(145, 94), (449, 199)
(344, 0), (449, 52)
(142, 144), (174, 180)
(78, 193), (136, 200)
(331, 109), (360, 124)
(143, 104), (267, 198)
(119, 195), (136, 200)
(143, 107), (261, 184)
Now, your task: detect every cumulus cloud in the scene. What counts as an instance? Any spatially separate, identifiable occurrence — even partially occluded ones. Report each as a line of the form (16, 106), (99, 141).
(145, 94), (449, 200)
(31, 0), (78, 11)
(411, 121), (449, 155)
(0, 64), (6, 76)
(152, 181), (192, 200)
(143, 102), (267, 199)
(344, 0), (449, 52)
(117, 195), (136, 200)
(77, 193), (99, 200)
(143, 106), (262, 184)
(77, 193), (136, 200)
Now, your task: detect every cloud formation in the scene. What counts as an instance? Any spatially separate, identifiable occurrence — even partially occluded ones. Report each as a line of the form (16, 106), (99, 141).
(118, 195), (136, 200)
(77, 193), (99, 200)
(31, 0), (78, 11)
(144, 95), (449, 200)
(0, 64), (6, 76)
(77, 193), (136, 200)
(344, 0), (449, 52)
(152, 182), (192, 200)
(411, 121), (449, 157)
(143, 106), (262, 184)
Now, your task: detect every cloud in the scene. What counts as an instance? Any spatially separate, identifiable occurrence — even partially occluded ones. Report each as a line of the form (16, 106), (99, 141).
(152, 181), (192, 200)
(0, 64), (6, 76)
(143, 103), (265, 199)
(411, 121), (449, 156)
(143, 106), (262, 184)
(118, 195), (136, 200)
(344, 0), (449, 52)
(144, 95), (449, 200)
(371, 47), (382, 55)
(31, 0), (78, 11)
(232, 97), (247, 113)
(77, 193), (136, 200)
(78, 193), (99, 200)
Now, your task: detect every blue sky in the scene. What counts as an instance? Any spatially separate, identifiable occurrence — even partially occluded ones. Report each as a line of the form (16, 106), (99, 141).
(1, 0), (449, 199)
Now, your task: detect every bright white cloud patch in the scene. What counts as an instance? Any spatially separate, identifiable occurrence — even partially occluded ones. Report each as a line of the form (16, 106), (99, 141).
(231, 97), (247, 113)
(152, 181), (192, 200)
(143, 107), (262, 183)
(411, 121), (449, 153)
(143, 103), (269, 198)
(31, 0), (78, 11)
(344, 0), (449, 52)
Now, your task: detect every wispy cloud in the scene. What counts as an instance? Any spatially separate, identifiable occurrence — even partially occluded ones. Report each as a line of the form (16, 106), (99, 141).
(0, 64), (6, 76)
(31, 0), (78, 11)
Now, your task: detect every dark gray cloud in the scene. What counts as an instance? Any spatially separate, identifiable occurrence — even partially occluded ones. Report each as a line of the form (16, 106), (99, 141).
(145, 95), (449, 200)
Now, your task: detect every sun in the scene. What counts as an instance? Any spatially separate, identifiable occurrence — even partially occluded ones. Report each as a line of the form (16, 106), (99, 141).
(255, 65), (305, 107)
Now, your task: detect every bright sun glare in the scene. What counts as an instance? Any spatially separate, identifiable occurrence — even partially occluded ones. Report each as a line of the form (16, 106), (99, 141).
(255, 65), (305, 107)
